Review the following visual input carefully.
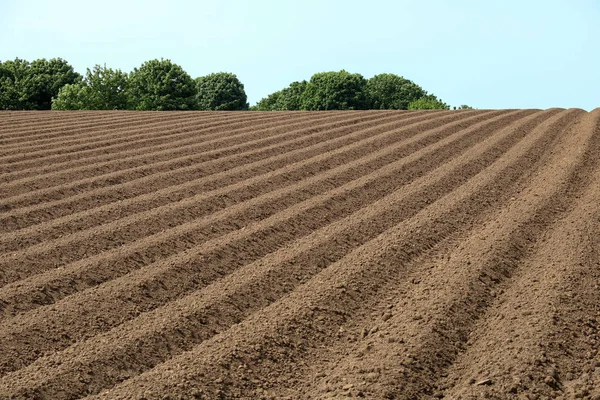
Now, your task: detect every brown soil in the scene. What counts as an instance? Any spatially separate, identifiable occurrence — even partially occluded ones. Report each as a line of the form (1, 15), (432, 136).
(0, 109), (598, 400)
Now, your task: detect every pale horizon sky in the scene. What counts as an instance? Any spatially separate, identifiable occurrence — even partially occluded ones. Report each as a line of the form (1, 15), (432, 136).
(1, 0), (598, 110)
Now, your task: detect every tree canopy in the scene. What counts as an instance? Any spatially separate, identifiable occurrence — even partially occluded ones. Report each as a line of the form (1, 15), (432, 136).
(0, 58), (471, 111)
(50, 84), (86, 111)
(253, 80), (308, 111)
(128, 59), (197, 111)
(52, 64), (128, 110)
(0, 58), (81, 110)
(255, 71), (370, 111)
(253, 71), (456, 111)
(300, 70), (369, 111)
(252, 90), (282, 111)
(365, 73), (426, 110)
(408, 95), (450, 110)
(0, 58), (31, 110)
(29, 58), (82, 110)
(196, 72), (248, 110)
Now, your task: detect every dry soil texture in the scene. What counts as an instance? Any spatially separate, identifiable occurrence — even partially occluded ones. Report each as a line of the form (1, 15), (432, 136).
(0, 109), (599, 400)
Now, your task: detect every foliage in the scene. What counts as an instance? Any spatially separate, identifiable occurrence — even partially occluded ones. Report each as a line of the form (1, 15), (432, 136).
(0, 58), (81, 110)
(128, 59), (197, 111)
(454, 104), (474, 109)
(254, 80), (308, 111)
(253, 72), (457, 112)
(300, 70), (369, 110)
(196, 72), (248, 110)
(408, 95), (450, 110)
(277, 80), (308, 110)
(51, 84), (86, 110)
(253, 90), (282, 111)
(1, 57), (467, 112)
(52, 64), (128, 110)
(0, 58), (32, 110)
(29, 58), (82, 109)
(365, 73), (426, 110)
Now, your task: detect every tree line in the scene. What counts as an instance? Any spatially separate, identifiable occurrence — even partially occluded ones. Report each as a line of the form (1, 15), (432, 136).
(0, 58), (472, 111)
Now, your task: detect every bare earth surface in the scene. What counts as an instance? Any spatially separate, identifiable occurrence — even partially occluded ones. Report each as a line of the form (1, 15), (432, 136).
(0, 109), (599, 400)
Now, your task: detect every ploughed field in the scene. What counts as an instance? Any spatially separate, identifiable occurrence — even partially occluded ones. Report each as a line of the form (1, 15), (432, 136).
(0, 109), (599, 400)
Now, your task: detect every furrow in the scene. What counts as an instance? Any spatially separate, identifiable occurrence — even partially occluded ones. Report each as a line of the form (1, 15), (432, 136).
(438, 112), (600, 399)
(0, 113), (398, 232)
(0, 110), (484, 284)
(0, 111), (373, 206)
(291, 109), (597, 399)
(69, 109), (580, 400)
(0, 111), (272, 146)
(0, 111), (58, 129)
(0, 112), (362, 187)
(0, 110), (475, 254)
(0, 109), (156, 127)
(0, 112), (201, 151)
(0, 110), (512, 320)
(0, 109), (559, 397)
(0, 112), (158, 140)
(0, 112), (261, 157)
(0, 111), (323, 178)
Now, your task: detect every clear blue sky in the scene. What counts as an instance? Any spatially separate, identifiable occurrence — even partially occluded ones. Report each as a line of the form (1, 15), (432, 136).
(1, 0), (598, 110)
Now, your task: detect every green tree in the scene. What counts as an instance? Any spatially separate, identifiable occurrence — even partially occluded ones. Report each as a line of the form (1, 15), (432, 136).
(408, 95), (450, 110)
(253, 90), (282, 111)
(196, 72), (248, 110)
(0, 58), (81, 110)
(52, 64), (128, 110)
(300, 70), (369, 110)
(128, 59), (197, 111)
(51, 84), (86, 110)
(29, 58), (82, 109)
(254, 80), (308, 111)
(366, 73), (426, 110)
(251, 70), (458, 112)
(0, 58), (32, 110)
(277, 80), (308, 110)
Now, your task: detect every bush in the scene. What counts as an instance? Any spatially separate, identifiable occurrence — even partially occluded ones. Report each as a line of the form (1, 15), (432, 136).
(128, 59), (197, 110)
(300, 70), (369, 110)
(52, 64), (128, 110)
(196, 72), (248, 111)
(408, 95), (450, 110)
(366, 73), (426, 110)
(0, 58), (81, 110)
(254, 80), (308, 111)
